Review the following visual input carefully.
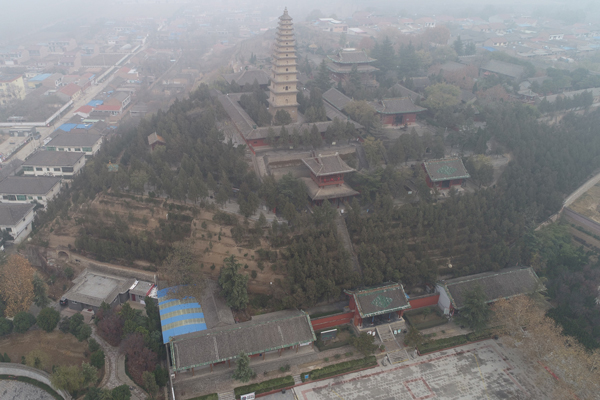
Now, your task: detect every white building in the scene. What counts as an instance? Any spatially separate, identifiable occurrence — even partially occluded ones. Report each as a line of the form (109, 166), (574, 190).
(45, 132), (102, 157)
(0, 177), (62, 206)
(0, 203), (35, 244)
(21, 151), (86, 178)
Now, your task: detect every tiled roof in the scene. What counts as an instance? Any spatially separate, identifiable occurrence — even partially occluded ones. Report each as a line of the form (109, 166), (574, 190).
(95, 104), (122, 112)
(346, 283), (411, 318)
(411, 77), (432, 90)
(438, 267), (543, 309)
(148, 132), (166, 145)
(369, 98), (427, 115)
(0, 203), (35, 226)
(322, 88), (353, 111)
(481, 59), (525, 79)
(58, 83), (82, 97)
(0, 177), (61, 195)
(390, 84), (422, 102)
(423, 158), (470, 182)
(170, 310), (315, 371)
(302, 154), (355, 176)
(327, 50), (376, 64)
(301, 178), (359, 201)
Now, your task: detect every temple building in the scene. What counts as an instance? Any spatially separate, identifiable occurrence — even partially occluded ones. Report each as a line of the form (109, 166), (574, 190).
(369, 98), (427, 127)
(301, 153), (359, 205)
(422, 158), (470, 189)
(326, 49), (378, 86)
(345, 283), (411, 329)
(268, 8), (299, 122)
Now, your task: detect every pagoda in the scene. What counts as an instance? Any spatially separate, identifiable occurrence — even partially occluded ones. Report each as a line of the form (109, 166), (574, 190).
(268, 8), (299, 122)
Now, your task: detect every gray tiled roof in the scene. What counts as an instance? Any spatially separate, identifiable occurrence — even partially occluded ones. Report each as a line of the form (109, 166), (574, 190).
(301, 178), (359, 201)
(438, 267), (543, 309)
(47, 132), (102, 147)
(369, 98), (427, 115)
(481, 59), (525, 79)
(222, 69), (270, 86)
(322, 88), (353, 111)
(170, 310), (315, 371)
(440, 61), (468, 72)
(302, 154), (355, 176)
(0, 177), (61, 195)
(423, 158), (470, 182)
(327, 50), (376, 64)
(0, 203), (35, 226)
(346, 283), (411, 318)
(23, 151), (85, 167)
(390, 84), (422, 102)
(411, 77), (432, 91)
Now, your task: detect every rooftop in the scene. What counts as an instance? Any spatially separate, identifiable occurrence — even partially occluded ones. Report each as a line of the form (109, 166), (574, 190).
(346, 282), (411, 318)
(322, 88), (353, 111)
(47, 133), (102, 147)
(23, 151), (85, 167)
(147, 132), (166, 145)
(222, 69), (270, 87)
(158, 287), (207, 344)
(481, 59), (525, 79)
(0, 203), (35, 226)
(0, 177), (61, 195)
(302, 154), (355, 176)
(301, 178), (359, 201)
(438, 267), (543, 309)
(369, 98), (427, 115)
(327, 49), (376, 64)
(423, 158), (470, 182)
(170, 310), (315, 371)
(63, 270), (135, 308)
(58, 83), (82, 97)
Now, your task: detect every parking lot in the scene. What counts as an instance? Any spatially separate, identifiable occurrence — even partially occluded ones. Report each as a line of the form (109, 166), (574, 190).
(296, 340), (543, 400)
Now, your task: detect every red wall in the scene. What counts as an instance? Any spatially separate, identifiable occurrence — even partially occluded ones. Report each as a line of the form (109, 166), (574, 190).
(408, 294), (439, 310)
(310, 311), (354, 331)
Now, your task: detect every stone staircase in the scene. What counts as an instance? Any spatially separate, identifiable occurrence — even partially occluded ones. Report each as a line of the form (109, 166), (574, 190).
(293, 374), (302, 385)
(377, 325), (410, 365)
(218, 391), (235, 400)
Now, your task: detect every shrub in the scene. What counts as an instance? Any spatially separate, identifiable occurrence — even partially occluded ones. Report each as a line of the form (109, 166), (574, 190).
(3, 353), (10, 362)
(88, 338), (100, 353)
(417, 335), (468, 354)
(251, 270), (258, 279)
(302, 356), (377, 382)
(13, 312), (36, 334)
(58, 318), (70, 333)
(0, 317), (13, 336)
(90, 350), (105, 369)
(77, 324), (92, 341)
(188, 394), (218, 400)
(64, 266), (74, 280)
(69, 314), (84, 335)
(234, 375), (294, 397)
(37, 308), (60, 332)
(154, 365), (169, 387)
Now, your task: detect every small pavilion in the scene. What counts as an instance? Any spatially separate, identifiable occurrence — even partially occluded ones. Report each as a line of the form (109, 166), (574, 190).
(422, 158), (470, 189)
(326, 49), (378, 86)
(301, 153), (359, 206)
(345, 282), (411, 329)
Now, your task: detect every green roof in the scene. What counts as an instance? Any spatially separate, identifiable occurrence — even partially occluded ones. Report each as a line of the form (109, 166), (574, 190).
(423, 158), (470, 182)
(345, 282), (411, 318)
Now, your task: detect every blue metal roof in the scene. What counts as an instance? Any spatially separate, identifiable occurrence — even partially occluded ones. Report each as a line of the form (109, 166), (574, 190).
(157, 287), (207, 344)
(87, 100), (103, 107)
(59, 123), (77, 132)
(482, 46), (497, 52)
(30, 73), (51, 82)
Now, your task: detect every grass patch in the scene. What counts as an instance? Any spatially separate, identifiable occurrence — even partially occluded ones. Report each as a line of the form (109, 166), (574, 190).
(188, 394), (218, 400)
(309, 310), (345, 319)
(314, 325), (355, 351)
(234, 375), (294, 398)
(417, 329), (495, 354)
(301, 356), (377, 382)
(0, 375), (63, 400)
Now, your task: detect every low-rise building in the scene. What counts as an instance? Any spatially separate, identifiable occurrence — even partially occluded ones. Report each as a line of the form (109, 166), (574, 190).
(0, 177), (62, 206)
(62, 270), (136, 312)
(46, 132), (103, 156)
(369, 98), (427, 126)
(21, 151), (86, 178)
(422, 158), (470, 189)
(0, 74), (26, 105)
(0, 203), (35, 244)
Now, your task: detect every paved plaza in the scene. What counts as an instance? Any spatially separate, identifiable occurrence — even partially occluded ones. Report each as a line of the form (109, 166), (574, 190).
(296, 340), (542, 400)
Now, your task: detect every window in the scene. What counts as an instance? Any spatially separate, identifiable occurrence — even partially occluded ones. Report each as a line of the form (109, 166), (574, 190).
(82, 147), (92, 152)
(28, 196), (33, 200)
(54, 168), (60, 171)
(16, 195), (26, 201)
(22, 166), (33, 171)
(3, 195), (16, 201)
(47, 147), (56, 151)
(35, 167), (43, 171)
(58, 148), (64, 151)
(46, 168), (51, 171)
(37, 196), (42, 200)
(67, 148), (71, 151)
(286, 68), (288, 71)
(5, 228), (11, 232)
(74, 148), (81, 152)
(62, 167), (74, 173)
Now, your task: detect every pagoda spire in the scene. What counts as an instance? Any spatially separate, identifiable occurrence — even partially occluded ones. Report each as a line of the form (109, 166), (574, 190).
(268, 8), (299, 122)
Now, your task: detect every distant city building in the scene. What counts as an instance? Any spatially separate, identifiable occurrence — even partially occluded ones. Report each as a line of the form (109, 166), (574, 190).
(0, 74), (26, 105)
(268, 8), (299, 122)
(46, 132), (103, 157)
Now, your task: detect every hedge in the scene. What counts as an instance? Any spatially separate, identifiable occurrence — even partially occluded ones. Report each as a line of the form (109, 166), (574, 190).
(301, 356), (377, 382)
(0, 375), (63, 400)
(188, 394), (218, 400)
(404, 313), (448, 330)
(417, 328), (496, 354)
(234, 375), (294, 398)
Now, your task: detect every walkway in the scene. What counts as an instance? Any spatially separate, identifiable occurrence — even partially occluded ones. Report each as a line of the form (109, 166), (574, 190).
(334, 214), (361, 276)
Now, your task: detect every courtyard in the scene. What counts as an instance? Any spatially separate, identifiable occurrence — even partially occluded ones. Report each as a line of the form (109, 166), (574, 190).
(295, 340), (545, 400)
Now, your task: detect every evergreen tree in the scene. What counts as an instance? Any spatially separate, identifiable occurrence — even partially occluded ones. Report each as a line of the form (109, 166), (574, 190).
(459, 285), (490, 332)
(453, 36), (464, 56)
(232, 351), (255, 382)
(314, 60), (332, 93)
(219, 255), (249, 310)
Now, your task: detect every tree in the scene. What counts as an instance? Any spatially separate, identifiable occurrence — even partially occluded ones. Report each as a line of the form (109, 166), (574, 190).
(0, 318), (13, 336)
(32, 273), (49, 308)
(403, 326), (428, 348)
(0, 254), (35, 317)
(69, 313), (84, 335)
(273, 109), (292, 126)
(143, 371), (159, 399)
(160, 240), (205, 301)
(51, 365), (86, 393)
(343, 101), (380, 134)
(88, 338), (100, 353)
(219, 255), (249, 310)
(90, 350), (105, 369)
(111, 385), (132, 400)
(25, 349), (49, 370)
(453, 36), (464, 56)
(13, 312), (36, 334)
(314, 60), (332, 93)
(423, 83), (461, 113)
(459, 285), (490, 332)
(351, 332), (378, 356)
(81, 362), (98, 386)
(154, 365), (169, 387)
(122, 333), (158, 385)
(77, 324), (92, 341)
(232, 351), (255, 382)
(36, 307), (60, 332)
(129, 170), (148, 195)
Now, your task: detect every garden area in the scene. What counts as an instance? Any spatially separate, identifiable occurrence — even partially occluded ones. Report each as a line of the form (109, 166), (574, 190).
(404, 306), (448, 330)
(314, 325), (356, 351)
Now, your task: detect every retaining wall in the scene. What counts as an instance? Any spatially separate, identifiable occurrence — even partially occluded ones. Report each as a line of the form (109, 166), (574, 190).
(408, 293), (440, 310)
(563, 207), (600, 236)
(310, 311), (354, 331)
